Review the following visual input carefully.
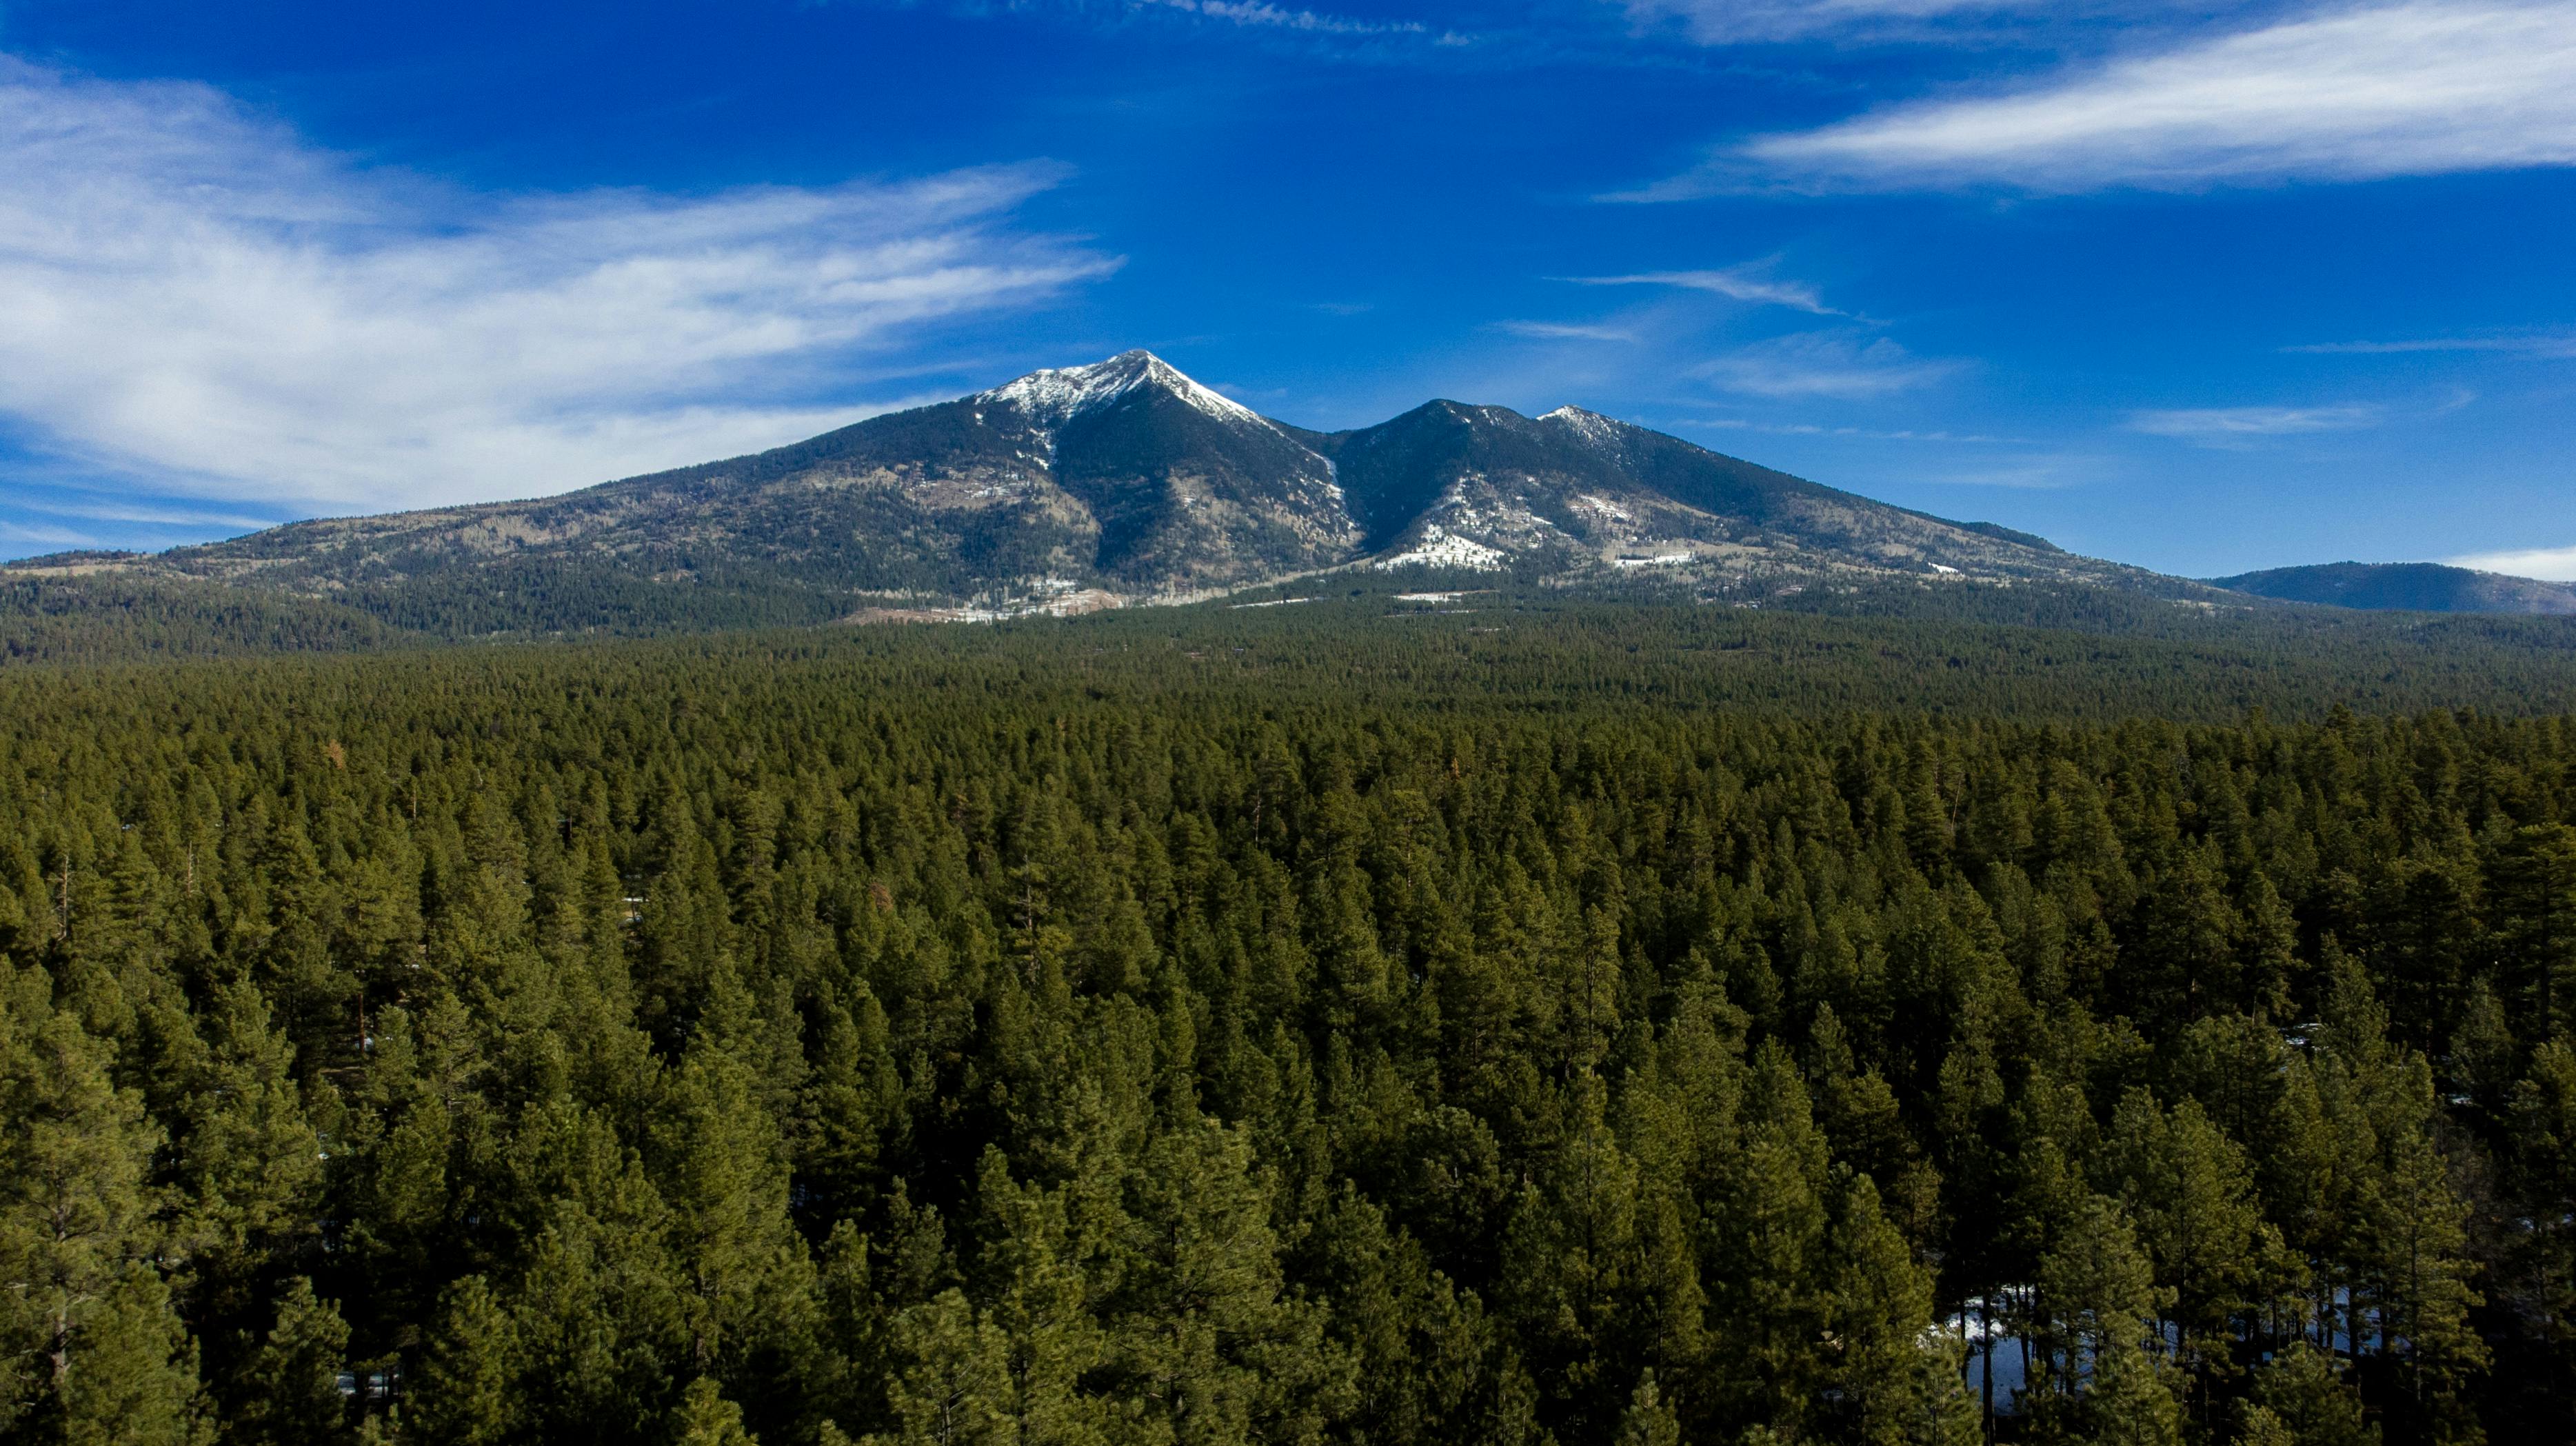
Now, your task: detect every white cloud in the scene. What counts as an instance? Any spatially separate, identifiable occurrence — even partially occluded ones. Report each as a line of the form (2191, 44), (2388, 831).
(0, 520), (92, 548)
(1706, 1), (2576, 192)
(1697, 332), (1964, 397)
(1139, 0), (1430, 31)
(0, 57), (1116, 514)
(1919, 457), (2099, 487)
(1567, 265), (1840, 315)
(2285, 330), (2576, 355)
(1618, 0), (2046, 44)
(2446, 544), (2576, 579)
(23, 498), (280, 530)
(2126, 403), (2382, 444)
(1694, 416), (2031, 443)
(1496, 320), (1638, 341)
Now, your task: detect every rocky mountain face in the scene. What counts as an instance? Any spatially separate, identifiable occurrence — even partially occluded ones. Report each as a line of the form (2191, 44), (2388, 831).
(13, 350), (2195, 627)
(2209, 561), (2576, 615)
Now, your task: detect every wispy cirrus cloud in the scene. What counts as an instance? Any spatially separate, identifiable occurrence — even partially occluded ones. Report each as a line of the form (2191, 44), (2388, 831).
(1136, 0), (1438, 34)
(1566, 263), (1842, 315)
(0, 56), (1115, 516)
(1617, 0), (2053, 45)
(1495, 319), (1638, 341)
(21, 498), (281, 530)
(2127, 403), (2384, 445)
(2285, 330), (2576, 356)
(1696, 331), (1965, 397)
(0, 519), (92, 548)
(1920, 457), (2100, 488)
(858, 0), (1469, 46)
(1697, 416), (2032, 443)
(1652, 1), (2576, 194)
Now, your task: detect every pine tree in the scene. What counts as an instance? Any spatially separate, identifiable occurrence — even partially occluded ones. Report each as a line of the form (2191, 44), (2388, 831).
(2237, 1402), (2296, 1446)
(507, 1189), (690, 1445)
(2361, 1121), (2486, 1438)
(1696, 1042), (1831, 1438)
(974, 1149), (1111, 1446)
(2031, 1192), (2164, 1434)
(1498, 1078), (1678, 1434)
(1826, 1176), (1976, 1446)
(224, 1278), (352, 1446)
(872, 1292), (1015, 1446)
(171, 983), (322, 1262)
(1611, 1369), (1678, 1446)
(2248, 1343), (2377, 1446)
(656, 1024), (818, 1380)
(410, 1276), (518, 1446)
(170, 980), (324, 1373)
(54, 1268), (211, 1446)
(2100, 1090), (2271, 1383)
(2510, 1038), (2576, 1424)
(2084, 1334), (2184, 1446)
(2491, 823), (2576, 1043)
(0, 998), (197, 1440)
(1105, 1111), (1342, 1446)
(674, 1376), (761, 1446)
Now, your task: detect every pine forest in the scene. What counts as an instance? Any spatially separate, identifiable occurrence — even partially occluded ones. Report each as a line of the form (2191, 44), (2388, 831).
(3, 608), (2575, 1446)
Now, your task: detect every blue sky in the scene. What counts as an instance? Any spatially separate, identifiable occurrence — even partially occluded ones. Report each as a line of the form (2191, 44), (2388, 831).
(0, 0), (2570, 577)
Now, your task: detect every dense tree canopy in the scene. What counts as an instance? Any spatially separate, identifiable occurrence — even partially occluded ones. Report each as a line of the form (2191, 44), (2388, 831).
(1, 622), (2573, 1443)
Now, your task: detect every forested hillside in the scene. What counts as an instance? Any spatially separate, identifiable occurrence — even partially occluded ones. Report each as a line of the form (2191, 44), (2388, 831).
(2210, 564), (2576, 618)
(4, 632), (2575, 1445)
(0, 574), (408, 665)
(19, 576), (2576, 725)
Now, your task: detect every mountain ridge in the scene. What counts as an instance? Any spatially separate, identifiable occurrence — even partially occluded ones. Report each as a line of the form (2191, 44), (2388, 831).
(2210, 560), (2576, 616)
(10, 350), (2214, 630)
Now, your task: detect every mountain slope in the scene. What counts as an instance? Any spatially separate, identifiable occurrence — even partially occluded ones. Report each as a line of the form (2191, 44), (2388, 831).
(1307, 400), (2147, 589)
(101, 352), (1354, 616)
(2211, 561), (2576, 615)
(9, 350), (2209, 633)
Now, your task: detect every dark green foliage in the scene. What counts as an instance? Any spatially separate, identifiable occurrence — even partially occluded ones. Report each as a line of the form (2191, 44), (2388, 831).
(0, 573), (399, 665)
(24, 588), (2576, 735)
(224, 1278), (354, 1446)
(5, 625), (2576, 1445)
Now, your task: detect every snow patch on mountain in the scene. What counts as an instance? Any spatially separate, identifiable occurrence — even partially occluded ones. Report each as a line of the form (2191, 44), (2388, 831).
(1431, 484), (1567, 553)
(1541, 405), (1625, 449)
(1376, 525), (1507, 571)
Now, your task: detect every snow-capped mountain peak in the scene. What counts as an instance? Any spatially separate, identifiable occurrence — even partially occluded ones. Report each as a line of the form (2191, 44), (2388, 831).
(980, 350), (1265, 432)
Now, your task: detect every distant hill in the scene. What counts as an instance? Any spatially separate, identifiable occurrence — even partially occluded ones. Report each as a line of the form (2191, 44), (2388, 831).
(2208, 561), (2576, 615)
(5, 350), (2206, 639)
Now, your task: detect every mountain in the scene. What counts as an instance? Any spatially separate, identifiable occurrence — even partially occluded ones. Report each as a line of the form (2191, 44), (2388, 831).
(8, 350), (2201, 633)
(2209, 561), (2576, 615)
(1307, 399), (2112, 587)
